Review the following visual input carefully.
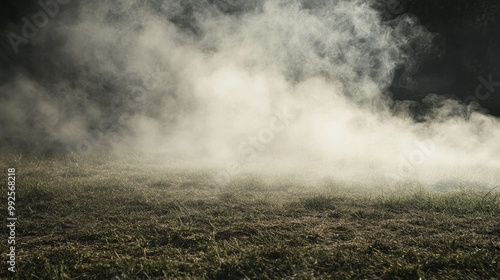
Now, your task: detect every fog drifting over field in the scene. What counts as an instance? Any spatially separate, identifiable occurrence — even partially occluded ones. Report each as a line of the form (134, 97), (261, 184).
(1, 0), (499, 187)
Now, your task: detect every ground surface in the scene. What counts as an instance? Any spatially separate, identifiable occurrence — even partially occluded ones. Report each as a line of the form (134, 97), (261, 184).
(0, 155), (499, 279)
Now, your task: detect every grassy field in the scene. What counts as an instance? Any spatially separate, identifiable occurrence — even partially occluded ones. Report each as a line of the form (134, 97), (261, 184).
(0, 155), (499, 279)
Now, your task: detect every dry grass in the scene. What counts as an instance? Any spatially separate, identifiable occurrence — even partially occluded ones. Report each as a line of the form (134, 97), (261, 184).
(0, 155), (498, 279)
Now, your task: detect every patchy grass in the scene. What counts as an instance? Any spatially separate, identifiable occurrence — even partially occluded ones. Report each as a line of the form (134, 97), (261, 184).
(0, 155), (498, 279)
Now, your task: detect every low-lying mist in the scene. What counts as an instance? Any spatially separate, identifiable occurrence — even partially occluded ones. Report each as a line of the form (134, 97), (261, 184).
(1, 0), (499, 188)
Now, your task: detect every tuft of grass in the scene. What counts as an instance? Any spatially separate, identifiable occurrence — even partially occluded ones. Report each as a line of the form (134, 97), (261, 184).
(301, 195), (338, 211)
(375, 190), (500, 215)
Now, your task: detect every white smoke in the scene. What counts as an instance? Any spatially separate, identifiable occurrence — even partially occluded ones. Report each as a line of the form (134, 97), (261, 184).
(1, 0), (499, 188)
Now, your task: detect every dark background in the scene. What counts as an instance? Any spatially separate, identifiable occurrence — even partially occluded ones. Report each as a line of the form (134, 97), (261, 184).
(1, 0), (499, 115)
(386, 0), (500, 117)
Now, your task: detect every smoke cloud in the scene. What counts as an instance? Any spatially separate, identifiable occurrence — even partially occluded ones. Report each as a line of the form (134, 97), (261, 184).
(1, 0), (499, 188)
